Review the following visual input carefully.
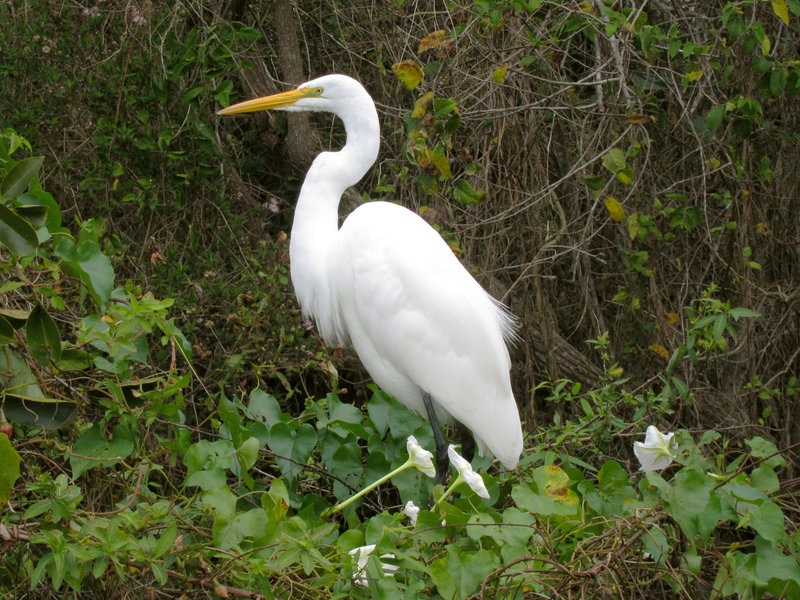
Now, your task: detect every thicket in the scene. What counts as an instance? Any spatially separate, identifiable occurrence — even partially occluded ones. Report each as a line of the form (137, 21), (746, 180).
(1, 1), (799, 598)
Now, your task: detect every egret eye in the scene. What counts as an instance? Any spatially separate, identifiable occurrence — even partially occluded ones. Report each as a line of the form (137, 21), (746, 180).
(315, 87), (324, 96)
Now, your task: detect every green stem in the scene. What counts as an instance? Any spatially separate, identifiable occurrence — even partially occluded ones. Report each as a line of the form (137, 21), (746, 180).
(433, 474), (464, 510)
(325, 457), (414, 516)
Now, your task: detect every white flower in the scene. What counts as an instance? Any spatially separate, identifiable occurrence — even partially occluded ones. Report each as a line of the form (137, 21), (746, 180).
(403, 500), (420, 526)
(447, 445), (489, 499)
(348, 544), (398, 586)
(633, 425), (676, 472)
(406, 435), (436, 478)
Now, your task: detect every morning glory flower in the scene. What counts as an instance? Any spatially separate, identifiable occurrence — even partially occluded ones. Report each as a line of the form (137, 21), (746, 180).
(403, 500), (420, 526)
(633, 425), (676, 472)
(447, 445), (490, 499)
(348, 544), (398, 586)
(407, 435), (436, 478)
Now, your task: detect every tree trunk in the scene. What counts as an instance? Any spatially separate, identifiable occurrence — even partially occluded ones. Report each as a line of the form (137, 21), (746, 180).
(272, 0), (320, 168)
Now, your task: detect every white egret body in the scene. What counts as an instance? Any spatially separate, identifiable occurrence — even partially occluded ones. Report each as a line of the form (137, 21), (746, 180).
(219, 74), (523, 473)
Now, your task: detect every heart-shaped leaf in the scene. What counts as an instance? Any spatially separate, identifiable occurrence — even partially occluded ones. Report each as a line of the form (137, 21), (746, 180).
(70, 423), (135, 478)
(267, 422), (317, 481)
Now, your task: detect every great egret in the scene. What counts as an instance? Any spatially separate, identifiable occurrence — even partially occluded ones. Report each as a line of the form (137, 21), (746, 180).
(219, 74), (523, 481)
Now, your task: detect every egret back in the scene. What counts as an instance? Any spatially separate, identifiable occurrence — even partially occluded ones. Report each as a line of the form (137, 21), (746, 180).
(331, 201), (523, 468)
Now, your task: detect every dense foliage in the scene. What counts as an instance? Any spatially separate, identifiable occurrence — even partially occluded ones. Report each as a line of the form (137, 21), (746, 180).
(1, 1), (799, 598)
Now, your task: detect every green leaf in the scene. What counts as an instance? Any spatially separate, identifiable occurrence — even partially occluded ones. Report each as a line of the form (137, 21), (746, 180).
(214, 507), (271, 550)
(182, 85), (205, 104)
(466, 512), (504, 542)
(433, 97), (458, 121)
(584, 175), (605, 191)
(0, 433), (21, 503)
(183, 439), (234, 490)
(705, 105), (725, 132)
(17, 190), (61, 231)
(246, 388), (282, 427)
(745, 436), (787, 468)
(0, 203), (38, 256)
(203, 485), (235, 520)
(236, 436), (260, 472)
(195, 120), (215, 143)
(13, 202), (47, 229)
(754, 536), (800, 593)
(453, 179), (486, 204)
(770, 68), (788, 96)
(641, 524), (670, 564)
(267, 422), (317, 482)
(1, 395), (76, 430)
(728, 307), (760, 320)
(427, 144), (452, 179)
(712, 314), (727, 342)
(55, 348), (91, 370)
(664, 468), (714, 539)
(430, 545), (499, 600)
(739, 498), (785, 543)
(366, 390), (393, 437)
(150, 562), (167, 585)
(25, 304), (62, 364)
(728, 306), (761, 321)
(582, 461), (640, 516)
(0, 156), (43, 199)
(204, 486), (274, 549)
(184, 465), (227, 490)
(218, 394), (247, 447)
(0, 315), (14, 345)
(61, 239), (114, 311)
(751, 465), (780, 493)
(669, 38), (681, 59)
(330, 441), (364, 502)
(77, 241), (115, 308)
(512, 466), (579, 516)
(153, 523), (178, 559)
(328, 395), (364, 425)
(69, 423), (135, 478)
(0, 347), (47, 402)
(499, 507), (537, 547)
(602, 148), (627, 174)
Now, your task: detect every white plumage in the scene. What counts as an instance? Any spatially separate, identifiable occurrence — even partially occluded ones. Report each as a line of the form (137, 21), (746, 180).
(219, 74), (523, 472)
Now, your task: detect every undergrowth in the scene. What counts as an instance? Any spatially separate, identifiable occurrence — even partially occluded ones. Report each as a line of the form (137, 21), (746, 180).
(1, 125), (798, 599)
(2, 0), (800, 598)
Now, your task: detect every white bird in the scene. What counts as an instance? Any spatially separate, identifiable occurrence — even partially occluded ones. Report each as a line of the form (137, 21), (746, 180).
(219, 74), (523, 480)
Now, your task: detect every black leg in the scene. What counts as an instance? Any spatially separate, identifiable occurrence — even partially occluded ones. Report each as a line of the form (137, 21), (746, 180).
(421, 391), (449, 485)
(456, 421), (475, 463)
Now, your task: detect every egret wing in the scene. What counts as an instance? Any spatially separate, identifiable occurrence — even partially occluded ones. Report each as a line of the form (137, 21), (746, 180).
(333, 202), (522, 467)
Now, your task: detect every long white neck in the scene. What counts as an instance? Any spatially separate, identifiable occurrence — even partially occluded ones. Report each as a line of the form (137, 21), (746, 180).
(289, 88), (379, 344)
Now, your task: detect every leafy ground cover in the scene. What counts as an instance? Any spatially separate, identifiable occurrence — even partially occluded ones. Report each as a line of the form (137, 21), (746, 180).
(2, 1), (800, 598)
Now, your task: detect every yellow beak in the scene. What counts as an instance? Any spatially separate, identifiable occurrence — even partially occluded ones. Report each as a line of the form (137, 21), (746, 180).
(217, 87), (317, 115)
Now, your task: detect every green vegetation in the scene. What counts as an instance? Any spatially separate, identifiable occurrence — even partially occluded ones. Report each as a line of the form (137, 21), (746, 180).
(2, 1), (799, 598)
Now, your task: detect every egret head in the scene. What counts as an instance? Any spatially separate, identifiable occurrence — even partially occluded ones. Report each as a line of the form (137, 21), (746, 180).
(217, 74), (368, 117)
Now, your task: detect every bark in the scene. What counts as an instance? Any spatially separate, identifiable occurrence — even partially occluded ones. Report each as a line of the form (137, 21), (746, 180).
(272, 0), (321, 168)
